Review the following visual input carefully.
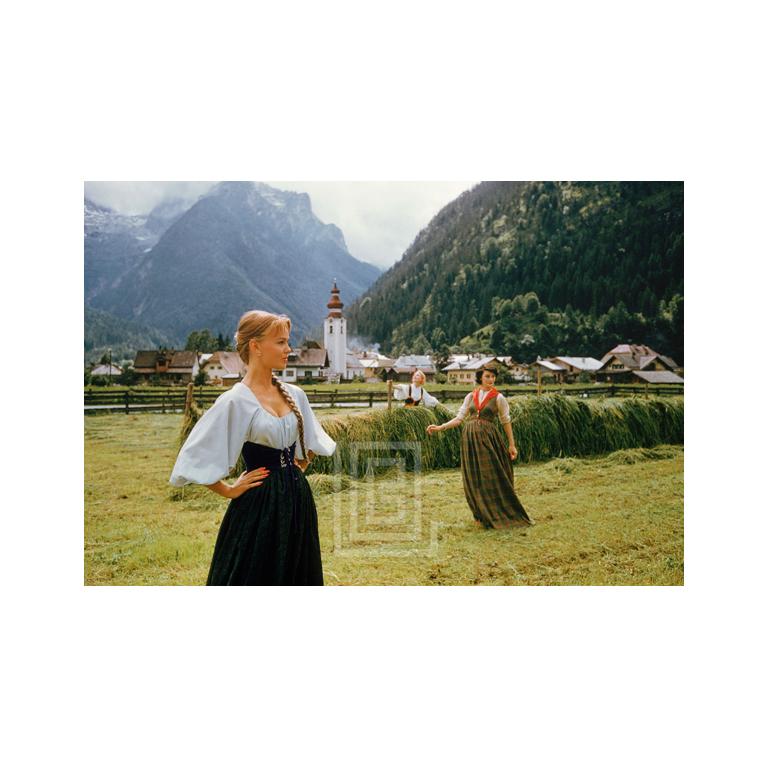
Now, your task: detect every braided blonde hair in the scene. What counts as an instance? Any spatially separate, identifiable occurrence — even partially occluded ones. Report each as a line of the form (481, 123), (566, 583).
(272, 375), (307, 461)
(234, 310), (308, 461)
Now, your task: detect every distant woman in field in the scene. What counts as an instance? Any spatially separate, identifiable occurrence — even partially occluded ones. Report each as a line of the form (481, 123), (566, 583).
(426, 366), (533, 529)
(392, 369), (440, 408)
(170, 310), (337, 585)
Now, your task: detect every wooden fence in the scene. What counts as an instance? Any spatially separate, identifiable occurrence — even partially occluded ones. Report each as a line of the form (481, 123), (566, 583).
(84, 384), (684, 414)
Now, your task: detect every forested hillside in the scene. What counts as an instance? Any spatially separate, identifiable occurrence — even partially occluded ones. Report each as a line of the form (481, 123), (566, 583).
(347, 181), (683, 363)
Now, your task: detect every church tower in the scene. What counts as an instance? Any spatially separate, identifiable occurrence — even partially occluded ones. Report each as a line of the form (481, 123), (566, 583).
(323, 279), (347, 377)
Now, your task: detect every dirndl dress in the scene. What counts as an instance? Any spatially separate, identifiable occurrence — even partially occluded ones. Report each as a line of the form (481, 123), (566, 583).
(206, 441), (324, 585)
(460, 393), (532, 529)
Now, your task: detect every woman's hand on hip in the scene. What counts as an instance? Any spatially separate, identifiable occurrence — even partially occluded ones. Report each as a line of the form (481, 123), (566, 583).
(226, 467), (270, 498)
(294, 449), (314, 473)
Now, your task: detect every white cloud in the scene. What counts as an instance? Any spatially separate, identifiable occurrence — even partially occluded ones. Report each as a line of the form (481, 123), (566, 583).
(83, 180), (476, 269)
(267, 181), (476, 268)
(84, 181), (217, 215)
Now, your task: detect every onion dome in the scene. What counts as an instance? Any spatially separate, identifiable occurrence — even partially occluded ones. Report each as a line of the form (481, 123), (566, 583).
(327, 279), (344, 318)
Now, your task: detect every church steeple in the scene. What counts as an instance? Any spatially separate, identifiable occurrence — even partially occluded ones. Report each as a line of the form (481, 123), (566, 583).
(323, 279), (347, 377)
(326, 279), (344, 318)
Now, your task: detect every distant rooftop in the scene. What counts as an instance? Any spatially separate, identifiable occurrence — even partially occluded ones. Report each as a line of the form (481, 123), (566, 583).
(633, 370), (684, 384)
(553, 356), (603, 371)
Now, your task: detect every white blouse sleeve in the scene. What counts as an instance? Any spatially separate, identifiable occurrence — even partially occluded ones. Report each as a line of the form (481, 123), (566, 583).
(392, 384), (408, 401)
(422, 388), (439, 407)
(496, 393), (511, 424)
(455, 392), (473, 422)
(169, 391), (255, 487)
(292, 386), (337, 460)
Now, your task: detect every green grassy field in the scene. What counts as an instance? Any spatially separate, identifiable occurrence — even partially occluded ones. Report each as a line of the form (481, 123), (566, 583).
(84, 413), (683, 586)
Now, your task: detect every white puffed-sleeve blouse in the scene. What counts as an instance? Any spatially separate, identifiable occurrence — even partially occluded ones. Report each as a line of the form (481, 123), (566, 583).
(392, 383), (439, 407)
(454, 389), (511, 424)
(169, 381), (336, 487)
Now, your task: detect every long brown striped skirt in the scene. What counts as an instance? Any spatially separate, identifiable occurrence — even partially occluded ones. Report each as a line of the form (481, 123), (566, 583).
(460, 417), (533, 529)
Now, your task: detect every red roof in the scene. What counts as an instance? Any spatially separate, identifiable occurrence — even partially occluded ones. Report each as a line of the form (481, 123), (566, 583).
(133, 349), (197, 372)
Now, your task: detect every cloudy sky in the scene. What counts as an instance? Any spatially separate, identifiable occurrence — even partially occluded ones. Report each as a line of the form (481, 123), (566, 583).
(84, 181), (477, 269)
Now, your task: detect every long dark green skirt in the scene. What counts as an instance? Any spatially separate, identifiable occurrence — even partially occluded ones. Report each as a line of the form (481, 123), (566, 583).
(206, 442), (324, 585)
(460, 417), (532, 529)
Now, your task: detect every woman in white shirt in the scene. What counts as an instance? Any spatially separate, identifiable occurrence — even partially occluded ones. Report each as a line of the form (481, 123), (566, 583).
(393, 369), (439, 408)
(170, 310), (337, 585)
(426, 366), (533, 529)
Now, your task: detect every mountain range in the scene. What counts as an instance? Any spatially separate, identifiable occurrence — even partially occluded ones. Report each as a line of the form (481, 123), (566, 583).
(84, 182), (382, 361)
(85, 180), (684, 368)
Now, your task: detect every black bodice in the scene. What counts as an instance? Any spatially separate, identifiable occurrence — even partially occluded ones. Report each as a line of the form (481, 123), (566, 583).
(241, 441), (298, 472)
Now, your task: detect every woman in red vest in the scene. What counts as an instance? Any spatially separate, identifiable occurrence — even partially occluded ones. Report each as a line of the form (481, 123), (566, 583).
(426, 366), (533, 529)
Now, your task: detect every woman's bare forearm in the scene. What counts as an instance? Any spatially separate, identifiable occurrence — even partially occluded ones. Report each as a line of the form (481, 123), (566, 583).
(205, 480), (234, 498)
(502, 422), (516, 447)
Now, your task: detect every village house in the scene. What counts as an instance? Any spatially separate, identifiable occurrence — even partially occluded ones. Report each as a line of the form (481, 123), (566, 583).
(596, 344), (681, 383)
(549, 356), (604, 382)
(90, 363), (123, 377)
(497, 356), (531, 381)
(359, 353), (396, 383)
(345, 353), (365, 380)
(202, 351), (245, 386)
(530, 357), (568, 384)
(133, 349), (199, 384)
(442, 355), (509, 385)
(386, 354), (437, 383)
(274, 345), (330, 384)
(442, 354), (480, 385)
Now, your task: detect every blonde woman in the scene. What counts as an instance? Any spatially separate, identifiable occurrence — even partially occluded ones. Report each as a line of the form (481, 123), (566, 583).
(426, 366), (533, 529)
(170, 311), (336, 585)
(393, 369), (439, 408)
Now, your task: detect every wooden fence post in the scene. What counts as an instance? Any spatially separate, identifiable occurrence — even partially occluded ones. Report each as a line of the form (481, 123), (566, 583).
(124, 390), (130, 414)
(387, 379), (393, 411)
(184, 382), (194, 418)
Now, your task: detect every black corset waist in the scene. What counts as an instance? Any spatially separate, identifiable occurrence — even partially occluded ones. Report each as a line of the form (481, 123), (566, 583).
(242, 441), (297, 472)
